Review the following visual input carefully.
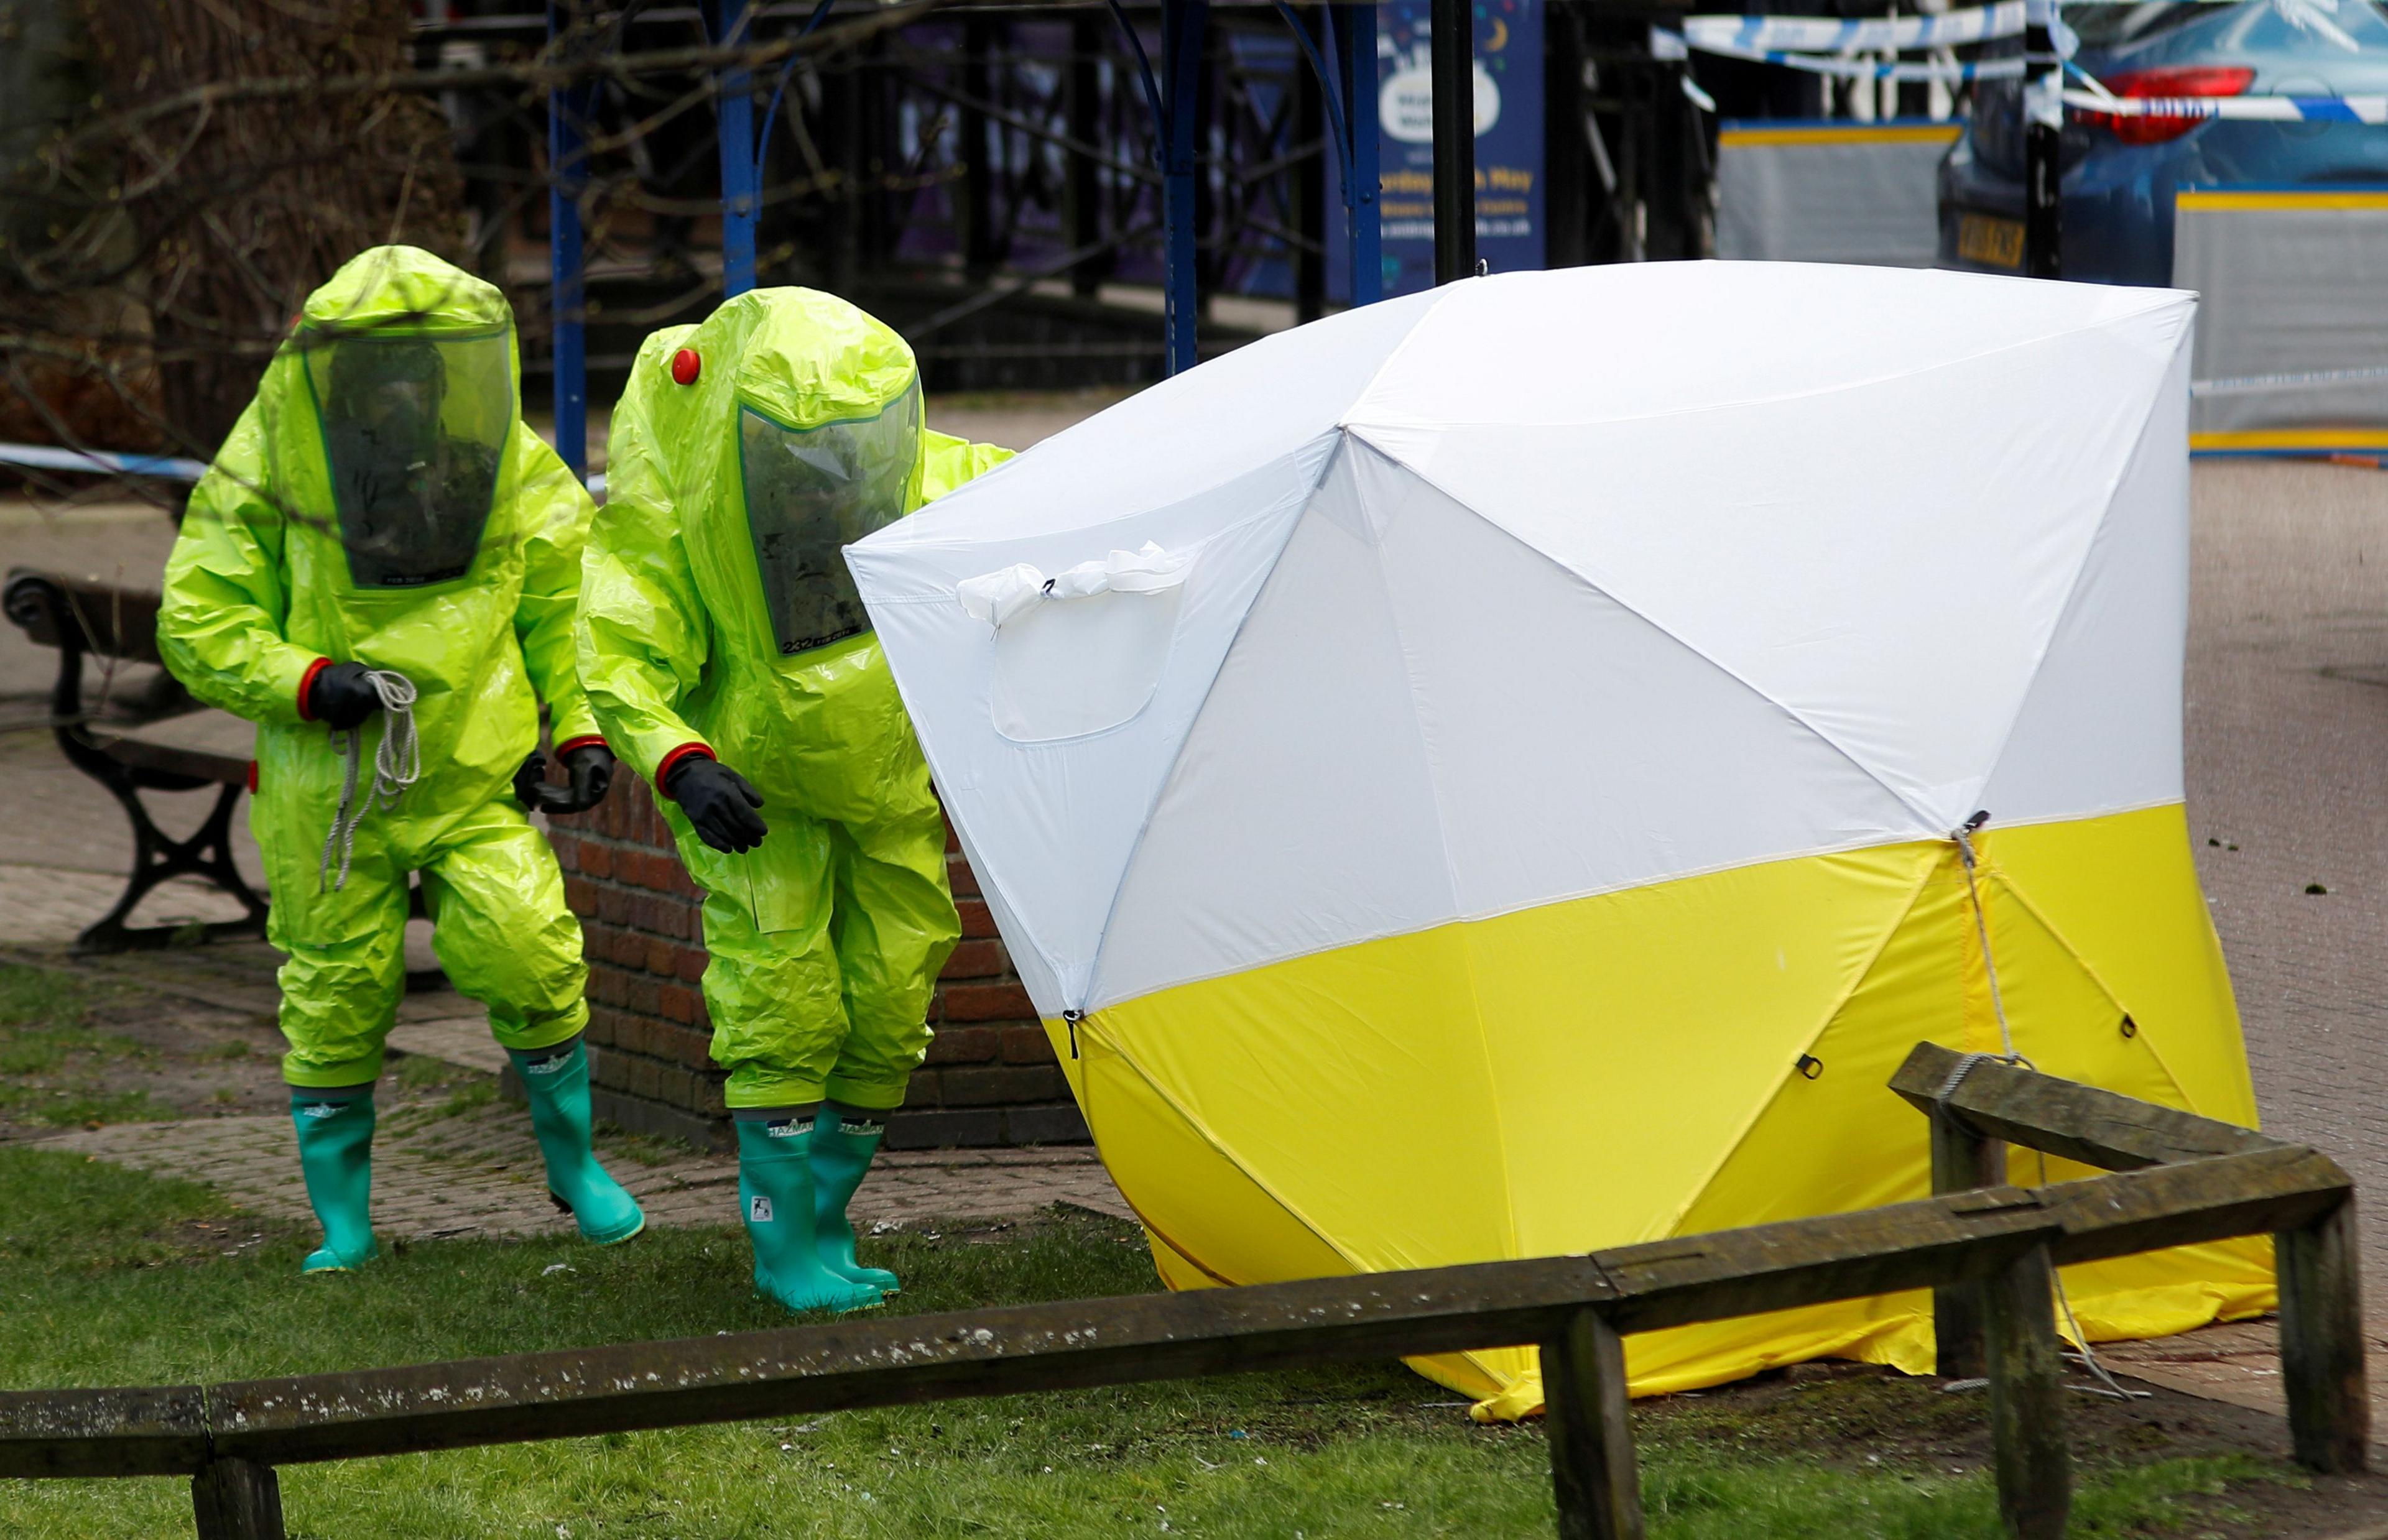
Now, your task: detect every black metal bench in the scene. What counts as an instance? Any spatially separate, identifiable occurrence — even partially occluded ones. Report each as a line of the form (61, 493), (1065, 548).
(2, 567), (268, 952)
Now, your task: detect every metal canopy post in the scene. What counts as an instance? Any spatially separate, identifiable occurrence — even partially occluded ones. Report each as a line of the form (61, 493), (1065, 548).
(1332, 2), (1381, 305)
(2022, 0), (2062, 278)
(715, 0), (760, 296)
(1065, 13), (1106, 297)
(1430, 0), (1476, 283)
(546, 0), (590, 481)
(1292, 27), (1326, 324)
(1162, 0), (1208, 373)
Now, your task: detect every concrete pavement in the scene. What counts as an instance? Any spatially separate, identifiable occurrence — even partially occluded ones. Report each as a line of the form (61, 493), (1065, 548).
(2188, 461), (2388, 1265)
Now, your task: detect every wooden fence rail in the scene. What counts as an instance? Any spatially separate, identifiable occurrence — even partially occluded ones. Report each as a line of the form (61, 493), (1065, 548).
(0, 1042), (2363, 1540)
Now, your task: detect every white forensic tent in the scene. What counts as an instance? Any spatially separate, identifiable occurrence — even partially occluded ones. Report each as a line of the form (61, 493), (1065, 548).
(848, 261), (2271, 1418)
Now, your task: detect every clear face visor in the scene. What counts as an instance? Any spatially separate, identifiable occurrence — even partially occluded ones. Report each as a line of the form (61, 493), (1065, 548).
(302, 328), (512, 589)
(739, 384), (921, 656)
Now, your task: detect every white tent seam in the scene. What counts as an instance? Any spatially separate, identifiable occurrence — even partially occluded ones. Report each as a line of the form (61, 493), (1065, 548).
(1342, 423), (1948, 831)
(853, 473), (1330, 612)
(1335, 284), (1463, 439)
(1078, 1020), (1369, 1277)
(957, 827), (1063, 1017)
(1358, 436), (1524, 1262)
(870, 431), (1370, 555)
(1338, 299), (2188, 437)
(1981, 865), (2203, 1115)
(1077, 434), (1348, 1012)
(1945, 795), (2183, 832)
(1650, 849), (1943, 1245)
(1965, 361), (2180, 815)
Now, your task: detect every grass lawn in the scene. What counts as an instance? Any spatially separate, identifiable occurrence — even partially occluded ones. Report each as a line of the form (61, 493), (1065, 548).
(0, 962), (2329, 1537)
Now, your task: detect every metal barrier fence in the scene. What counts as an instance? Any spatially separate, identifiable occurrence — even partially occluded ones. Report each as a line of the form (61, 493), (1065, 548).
(0, 1041), (2362, 1540)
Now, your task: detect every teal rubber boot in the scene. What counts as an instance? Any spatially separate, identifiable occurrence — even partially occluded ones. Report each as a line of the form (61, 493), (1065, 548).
(291, 1089), (378, 1273)
(812, 1107), (899, 1293)
(736, 1114), (884, 1314)
(509, 1040), (645, 1246)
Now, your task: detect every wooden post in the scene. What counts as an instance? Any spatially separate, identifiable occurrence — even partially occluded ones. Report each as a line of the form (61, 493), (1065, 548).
(192, 1458), (284, 1540)
(2277, 1196), (2369, 1473)
(1542, 1307), (1643, 1540)
(1983, 1242), (2069, 1540)
(1931, 1106), (2007, 1379)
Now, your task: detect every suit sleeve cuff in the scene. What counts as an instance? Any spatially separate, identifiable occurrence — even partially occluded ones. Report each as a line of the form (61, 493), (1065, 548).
(555, 735), (608, 758)
(654, 741), (714, 796)
(294, 657), (331, 722)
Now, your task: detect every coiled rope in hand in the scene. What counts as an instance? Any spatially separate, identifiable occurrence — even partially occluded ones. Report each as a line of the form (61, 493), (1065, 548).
(318, 670), (420, 893)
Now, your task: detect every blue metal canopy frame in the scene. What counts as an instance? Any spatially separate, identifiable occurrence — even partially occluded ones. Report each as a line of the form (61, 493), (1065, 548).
(544, 0), (1428, 464)
(546, 0), (596, 479)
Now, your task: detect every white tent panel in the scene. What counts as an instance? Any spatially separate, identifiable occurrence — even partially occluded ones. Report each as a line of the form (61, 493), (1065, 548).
(1340, 264), (2188, 435)
(850, 443), (1331, 1013)
(1091, 441), (1925, 1010)
(1351, 293), (2190, 832)
(948, 812), (1063, 1011)
(1091, 446), (1460, 1008)
(1978, 325), (2193, 825)
(1363, 445), (1928, 921)
(883, 285), (1442, 549)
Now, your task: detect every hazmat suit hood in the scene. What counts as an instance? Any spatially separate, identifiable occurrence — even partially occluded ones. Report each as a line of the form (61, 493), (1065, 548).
(731, 297), (925, 655)
(296, 246), (518, 590)
(162, 242), (601, 878)
(578, 286), (1014, 811)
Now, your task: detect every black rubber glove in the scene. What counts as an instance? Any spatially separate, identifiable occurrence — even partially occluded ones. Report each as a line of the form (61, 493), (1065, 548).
(552, 743), (616, 814)
(512, 752), (548, 811)
(665, 756), (767, 853)
(306, 662), (382, 731)
(515, 744), (617, 816)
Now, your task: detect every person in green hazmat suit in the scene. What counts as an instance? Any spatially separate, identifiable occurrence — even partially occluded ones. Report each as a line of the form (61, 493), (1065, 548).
(157, 245), (644, 1273)
(576, 289), (1011, 1313)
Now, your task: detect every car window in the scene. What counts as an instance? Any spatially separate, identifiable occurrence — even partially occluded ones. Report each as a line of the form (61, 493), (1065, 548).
(2066, 1), (2211, 46)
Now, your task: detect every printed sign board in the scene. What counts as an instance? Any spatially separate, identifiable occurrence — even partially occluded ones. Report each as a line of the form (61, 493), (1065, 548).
(1330, 0), (1545, 300)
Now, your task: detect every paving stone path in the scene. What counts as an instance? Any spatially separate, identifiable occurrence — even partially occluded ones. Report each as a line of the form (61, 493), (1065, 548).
(1, 934), (1132, 1238)
(42, 1108), (1132, 1240)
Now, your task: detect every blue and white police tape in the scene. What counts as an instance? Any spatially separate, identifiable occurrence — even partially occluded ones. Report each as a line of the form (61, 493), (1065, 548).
(1679, 0), (2291, 70)
(1682, 1), (2023, 56)
(0, 442), (209, 482)
(2194, 364), (2388, 399)
(2060, 86), (2388, 121)
(1680, 40), (2023, 81)
(1675, 0), (2182, 56)
(0, 440), (619, 498)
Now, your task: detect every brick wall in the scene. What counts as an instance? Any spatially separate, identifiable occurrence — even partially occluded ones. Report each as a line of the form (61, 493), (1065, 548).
(540, 775), (1087, 1151)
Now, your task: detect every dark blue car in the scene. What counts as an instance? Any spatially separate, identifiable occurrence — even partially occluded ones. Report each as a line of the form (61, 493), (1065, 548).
(1938, 0), (2388, 284)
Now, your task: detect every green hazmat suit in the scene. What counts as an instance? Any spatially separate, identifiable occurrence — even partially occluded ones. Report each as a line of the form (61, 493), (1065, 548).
(159, 246), (604, 1088)
(577, 288), (1013, 1115)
